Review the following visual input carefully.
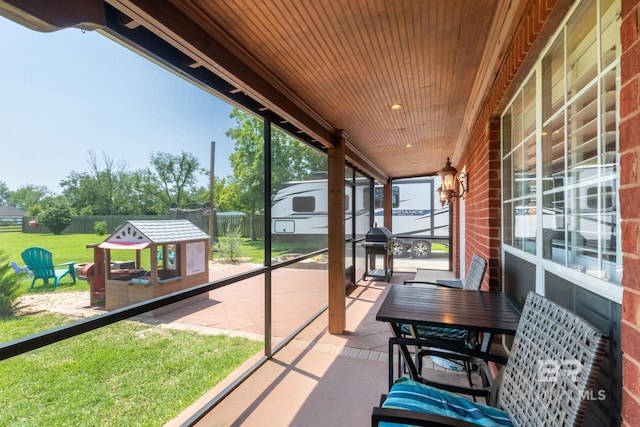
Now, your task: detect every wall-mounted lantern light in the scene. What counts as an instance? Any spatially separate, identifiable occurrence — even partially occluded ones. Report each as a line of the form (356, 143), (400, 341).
(436, 158), (468, 206)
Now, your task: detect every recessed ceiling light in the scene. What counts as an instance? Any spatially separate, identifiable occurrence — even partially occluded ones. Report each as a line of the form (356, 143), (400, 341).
(391, 103), (402, 110)
(405, 143), (413, 148)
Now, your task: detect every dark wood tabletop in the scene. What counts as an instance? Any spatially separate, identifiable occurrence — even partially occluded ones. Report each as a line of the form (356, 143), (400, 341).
(376, 285), (522, 335)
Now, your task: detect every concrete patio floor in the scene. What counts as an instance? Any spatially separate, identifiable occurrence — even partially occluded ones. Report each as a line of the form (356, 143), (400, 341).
(45, 256), (460, 426)
(161, 264), (461, 427)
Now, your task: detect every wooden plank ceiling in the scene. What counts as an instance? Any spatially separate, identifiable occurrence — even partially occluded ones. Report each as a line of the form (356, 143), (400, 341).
(165, 0), (512, 180)
(1, 0), (525, 180)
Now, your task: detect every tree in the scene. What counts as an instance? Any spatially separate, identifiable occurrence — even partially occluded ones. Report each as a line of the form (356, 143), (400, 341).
(60, 171), (100, 214)
(128, 170), (163, 215)
(224, 108), (326, 239)
(87, 151), (126, 215)
(61, 151), (141, 215)
(0, 181), (9, 206)
(8, 184), (52, 212)
(37, 201), (74, 235)
(213, 176), (243, 212)
(147, 151), (203, 211)
(226, 111), (264, 240)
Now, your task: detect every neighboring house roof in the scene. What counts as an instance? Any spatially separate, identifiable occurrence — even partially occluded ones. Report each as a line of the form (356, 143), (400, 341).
(100, 220), (209, 249)
(0, 206), (26, 217)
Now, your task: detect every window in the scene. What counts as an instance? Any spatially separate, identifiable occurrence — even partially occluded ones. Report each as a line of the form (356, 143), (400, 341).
(502, 0), (621, 285)
(362, 186), (371, 212)
(502, 74), (537, 254)
(374, 186), (400, 209)
(292, 196), (315, 212)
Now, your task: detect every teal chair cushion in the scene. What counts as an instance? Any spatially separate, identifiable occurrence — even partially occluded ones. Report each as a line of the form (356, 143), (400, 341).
(380, 377), (513, 427)
(401, 323), (468, 341)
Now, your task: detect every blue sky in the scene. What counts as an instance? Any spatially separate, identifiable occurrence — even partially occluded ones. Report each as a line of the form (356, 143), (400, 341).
(0, 16), (236, 193)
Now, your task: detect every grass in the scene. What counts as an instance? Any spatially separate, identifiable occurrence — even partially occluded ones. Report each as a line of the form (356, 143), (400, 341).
(0, 233), (100, 296)
(227, 238), (328, 261)
(432, 243), (448, 252)
(0, 226), (21, 233)
(0, 312), (263, 426)
(0, 231), (319, 424)
(0, 233), (136, 296)
(1, 231), (327, 296)
(0, 233), (99, 265)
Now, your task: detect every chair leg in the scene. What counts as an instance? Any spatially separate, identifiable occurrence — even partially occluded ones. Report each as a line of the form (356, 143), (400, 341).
(465, 361), (473, 387)
(398, 347), (410, 377)
(464, 361), (477, 402)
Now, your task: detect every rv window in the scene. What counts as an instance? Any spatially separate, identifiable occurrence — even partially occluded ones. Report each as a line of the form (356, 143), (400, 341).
(391, 187), (399, 207)
(374, 188), (383, 208)
(374, 186), (400, 208)
(587, 186), (613, 209)
(293, 196), (315, 212)
(363, 187), (370, 208)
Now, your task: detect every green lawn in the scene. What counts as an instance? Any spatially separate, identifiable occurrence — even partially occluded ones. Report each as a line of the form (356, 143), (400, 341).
(0, 232), (144, 295)
(0, 232), (100, 265)
(0, 231), (317, 425)
(0, 233), (97, 295)
(237, 238), (328, 261)
(0, 312), (262, 426)
(432, 243), (448, 252)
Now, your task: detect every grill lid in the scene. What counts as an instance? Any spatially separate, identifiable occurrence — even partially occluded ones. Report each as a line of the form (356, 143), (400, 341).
(365, 226), (394, 242)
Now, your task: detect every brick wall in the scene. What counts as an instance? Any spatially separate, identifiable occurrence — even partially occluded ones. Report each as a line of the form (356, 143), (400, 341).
(458, 0), (563, 291)
(620, 0), (640, 424)
(458, 117), (502, 291)
(457, 0), (635, 423)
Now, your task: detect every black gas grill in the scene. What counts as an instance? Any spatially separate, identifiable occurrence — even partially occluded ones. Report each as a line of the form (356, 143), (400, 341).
(365, 226), (395, 245)
(361, 227), (396, 281)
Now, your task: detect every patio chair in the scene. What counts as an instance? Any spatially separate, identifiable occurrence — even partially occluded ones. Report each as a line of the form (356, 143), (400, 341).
(372, 291), (608, 427)
(11, 261), (32, 277)
(21, 247), (76, 289)
(403, 254), (487, 290)
(400, 255), (488, 384)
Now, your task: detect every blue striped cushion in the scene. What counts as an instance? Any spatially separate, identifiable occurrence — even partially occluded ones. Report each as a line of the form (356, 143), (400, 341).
(380, 377), (513, 427)
(401, 323), (468, 341)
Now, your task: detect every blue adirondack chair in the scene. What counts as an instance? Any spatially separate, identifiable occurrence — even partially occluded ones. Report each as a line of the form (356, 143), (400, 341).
(10, 261), (33, 277)
(20, 247), (76, 289)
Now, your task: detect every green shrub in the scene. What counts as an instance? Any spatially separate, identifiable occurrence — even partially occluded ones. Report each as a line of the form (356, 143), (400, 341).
(220, 223), (243, 262)
(94, 220), (108, 236)
(0, 251), (23, 317)
(37, 202), (74, 235)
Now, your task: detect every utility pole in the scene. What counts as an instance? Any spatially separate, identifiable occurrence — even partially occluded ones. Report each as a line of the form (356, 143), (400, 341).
(209, 141), (215, 251)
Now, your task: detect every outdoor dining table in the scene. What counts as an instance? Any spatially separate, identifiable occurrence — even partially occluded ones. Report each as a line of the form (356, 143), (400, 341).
(376, 284), (522, 388)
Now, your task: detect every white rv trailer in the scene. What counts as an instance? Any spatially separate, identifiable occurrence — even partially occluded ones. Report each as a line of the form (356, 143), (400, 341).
(271, 175), (450, 258)
(515, 169), (617, 247)
(512, 167), (619, 281)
